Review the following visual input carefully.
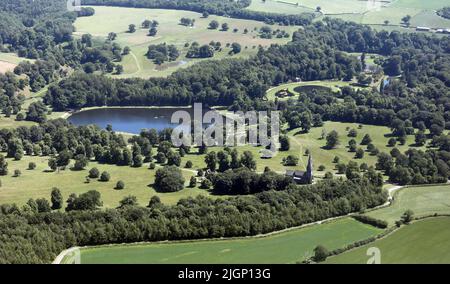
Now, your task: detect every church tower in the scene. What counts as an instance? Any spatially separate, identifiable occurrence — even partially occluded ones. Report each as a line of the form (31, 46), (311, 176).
(305, 155), (313, 184)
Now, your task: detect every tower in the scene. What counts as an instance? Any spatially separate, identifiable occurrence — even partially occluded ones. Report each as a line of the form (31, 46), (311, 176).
(305, 155), (313, 184)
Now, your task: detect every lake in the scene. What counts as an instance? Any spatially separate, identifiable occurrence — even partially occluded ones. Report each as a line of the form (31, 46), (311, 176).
(67, 107), (211, 134)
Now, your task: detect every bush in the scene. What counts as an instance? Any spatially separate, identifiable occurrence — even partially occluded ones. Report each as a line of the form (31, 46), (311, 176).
(115, 180), (125, 190)
(318, 165), (326, 171)
(201, 178), (212, 189)
(313, 245), (329, 262)
(185, 160), (193, 168)
(352, 215), (388, 229)
(89, 167), (100, 178)
(189, 176), (197, 187)
(99, 171), (111, 182)
(13, 169), (21, 177)
(149, 162), (156, 169)
(28, 162), (36, 170)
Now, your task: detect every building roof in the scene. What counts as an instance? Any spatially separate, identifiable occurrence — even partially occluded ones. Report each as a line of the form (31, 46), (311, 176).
(285, 170), (306, 177)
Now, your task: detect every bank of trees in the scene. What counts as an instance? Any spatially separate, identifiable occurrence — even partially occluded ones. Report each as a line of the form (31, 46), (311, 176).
(0, 176), (386, 264)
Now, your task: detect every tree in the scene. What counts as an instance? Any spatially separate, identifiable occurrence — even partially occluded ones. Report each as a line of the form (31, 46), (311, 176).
(313, 245), (329, 262)
(66, 190), (102, 211)
(73, 154), (88, 170)
(401, 15), (411, 26)
(128, 24), (136, 33)
(142, 19), (152, 28)
(148, 196), (161, 208)
(118, 195), (138, 208)
(115, 65), (124, 74)
(26, 102), (47, 123)
(148, 27), (157, 36)
(283, 155), (299, 166)
(185, 160), (193, 168)
(0, 154), (8, 176)
(326, 130), (339, 149)
(189, 176), (197, 187)
(208, 20), (219, 29)
(348, 129), (358, 137)
(279, 135), (290, 151)
(89, 167), (100, 178)
(387, 138), (396, 147)
(166, 151), (181, 167)
(202, 11), (209, 18)
(360, 134), (372, 145)
(36, 198), (51, 213)
(384, 20), (390, 25)
(221, 23), (229, 31)
(28, 162), (36, 170)
(355, 148), (364, 159)
(51, 187), (63, 210)
(231, 42), (241, 54)
(401, 209), (414, 224)
(205, 152), (218, 171)
(154, 166), (185, 192)
(240, 151), (256, 170)
(100, 171), (111, 182)
(116, 180), (125, 190)
(13, 169), (21, 177)
(108, 32), (117, 41)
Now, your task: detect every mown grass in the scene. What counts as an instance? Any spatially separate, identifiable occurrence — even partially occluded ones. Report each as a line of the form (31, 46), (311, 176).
(69, 218), (382, 264)
(325, 216), (450, 264)
(0, 154), (210, 208)
(74, 6), (297, 78)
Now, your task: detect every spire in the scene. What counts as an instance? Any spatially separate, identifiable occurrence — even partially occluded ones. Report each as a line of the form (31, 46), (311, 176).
(306, 155), (313, 184)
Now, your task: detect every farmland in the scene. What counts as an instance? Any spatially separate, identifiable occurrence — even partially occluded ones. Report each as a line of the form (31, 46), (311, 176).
(248, 0), (450, 31)
(74, 6), (297, 78)
(325, 217), (450, 264)
(64, 218), (382, 264)
(366, 184), (450, 225)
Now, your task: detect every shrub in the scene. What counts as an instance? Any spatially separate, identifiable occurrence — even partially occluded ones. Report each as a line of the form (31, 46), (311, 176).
(313, 245), (329, 262)
(352, 215), (388, 229)
(99, 171), (111, 182)
(28, 162), (36, 170)
(185, 160), (193, 168)
(149, 162), (156, 169)
(13, 169), (21, 177)
(116, 180), (125, 190)
(89, 167), (100, 178)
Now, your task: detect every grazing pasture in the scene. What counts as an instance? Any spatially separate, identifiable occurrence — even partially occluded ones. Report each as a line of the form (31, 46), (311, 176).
(325, 217), (450, 264)
(74, 6), (297, 78)
(248, 0), (450, 30)
(66, 218), (382, 264)
(366, 184), (450, 225)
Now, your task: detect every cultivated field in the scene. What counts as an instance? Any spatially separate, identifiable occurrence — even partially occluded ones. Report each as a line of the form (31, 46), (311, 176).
(74, 6), (297, 78)
(248, 0), (450, 30)
(65, 218), (382, 264)
(366, 184), (450, 225)
(325, 217), (450, 264)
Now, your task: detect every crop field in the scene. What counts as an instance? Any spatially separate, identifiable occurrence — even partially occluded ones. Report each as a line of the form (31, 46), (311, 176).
(325, 217), (450, 264)
(63, 218), (382, 264)
(366, 184), (450, 225)
(74, 6), (297, 78)
(248, 0), (450, 30)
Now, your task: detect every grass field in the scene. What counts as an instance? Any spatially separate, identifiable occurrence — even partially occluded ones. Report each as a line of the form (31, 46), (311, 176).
(248, 0), (450, 31)
(366, 184), (450, 225)
(0, 154), (212, 208)
(64, 218), (382, 264)
(0, 52), (35, 74)
(0, 120), (424, 208)
(74, 6), (297, 78)
(325, 216), (450, 264)
(287, 121), (421, 173)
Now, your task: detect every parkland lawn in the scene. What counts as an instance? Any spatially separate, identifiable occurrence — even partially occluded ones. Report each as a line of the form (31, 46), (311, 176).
(0, 120), (426, 208)
(248, 0), (450, 31)
(325, 217), (450, 264)
(74, 6), (297, 78)
(66, 218), (382, 264)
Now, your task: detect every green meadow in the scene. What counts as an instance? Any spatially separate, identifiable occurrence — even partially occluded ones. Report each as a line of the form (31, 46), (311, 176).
(74, 6), (297, 78)
(366, 184), (450, 225)
(67, 218), (382, 264)
(325, 217), (450, 264)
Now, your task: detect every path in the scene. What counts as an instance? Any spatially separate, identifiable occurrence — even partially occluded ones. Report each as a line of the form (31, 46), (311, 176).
(52, 247), (80, 264)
